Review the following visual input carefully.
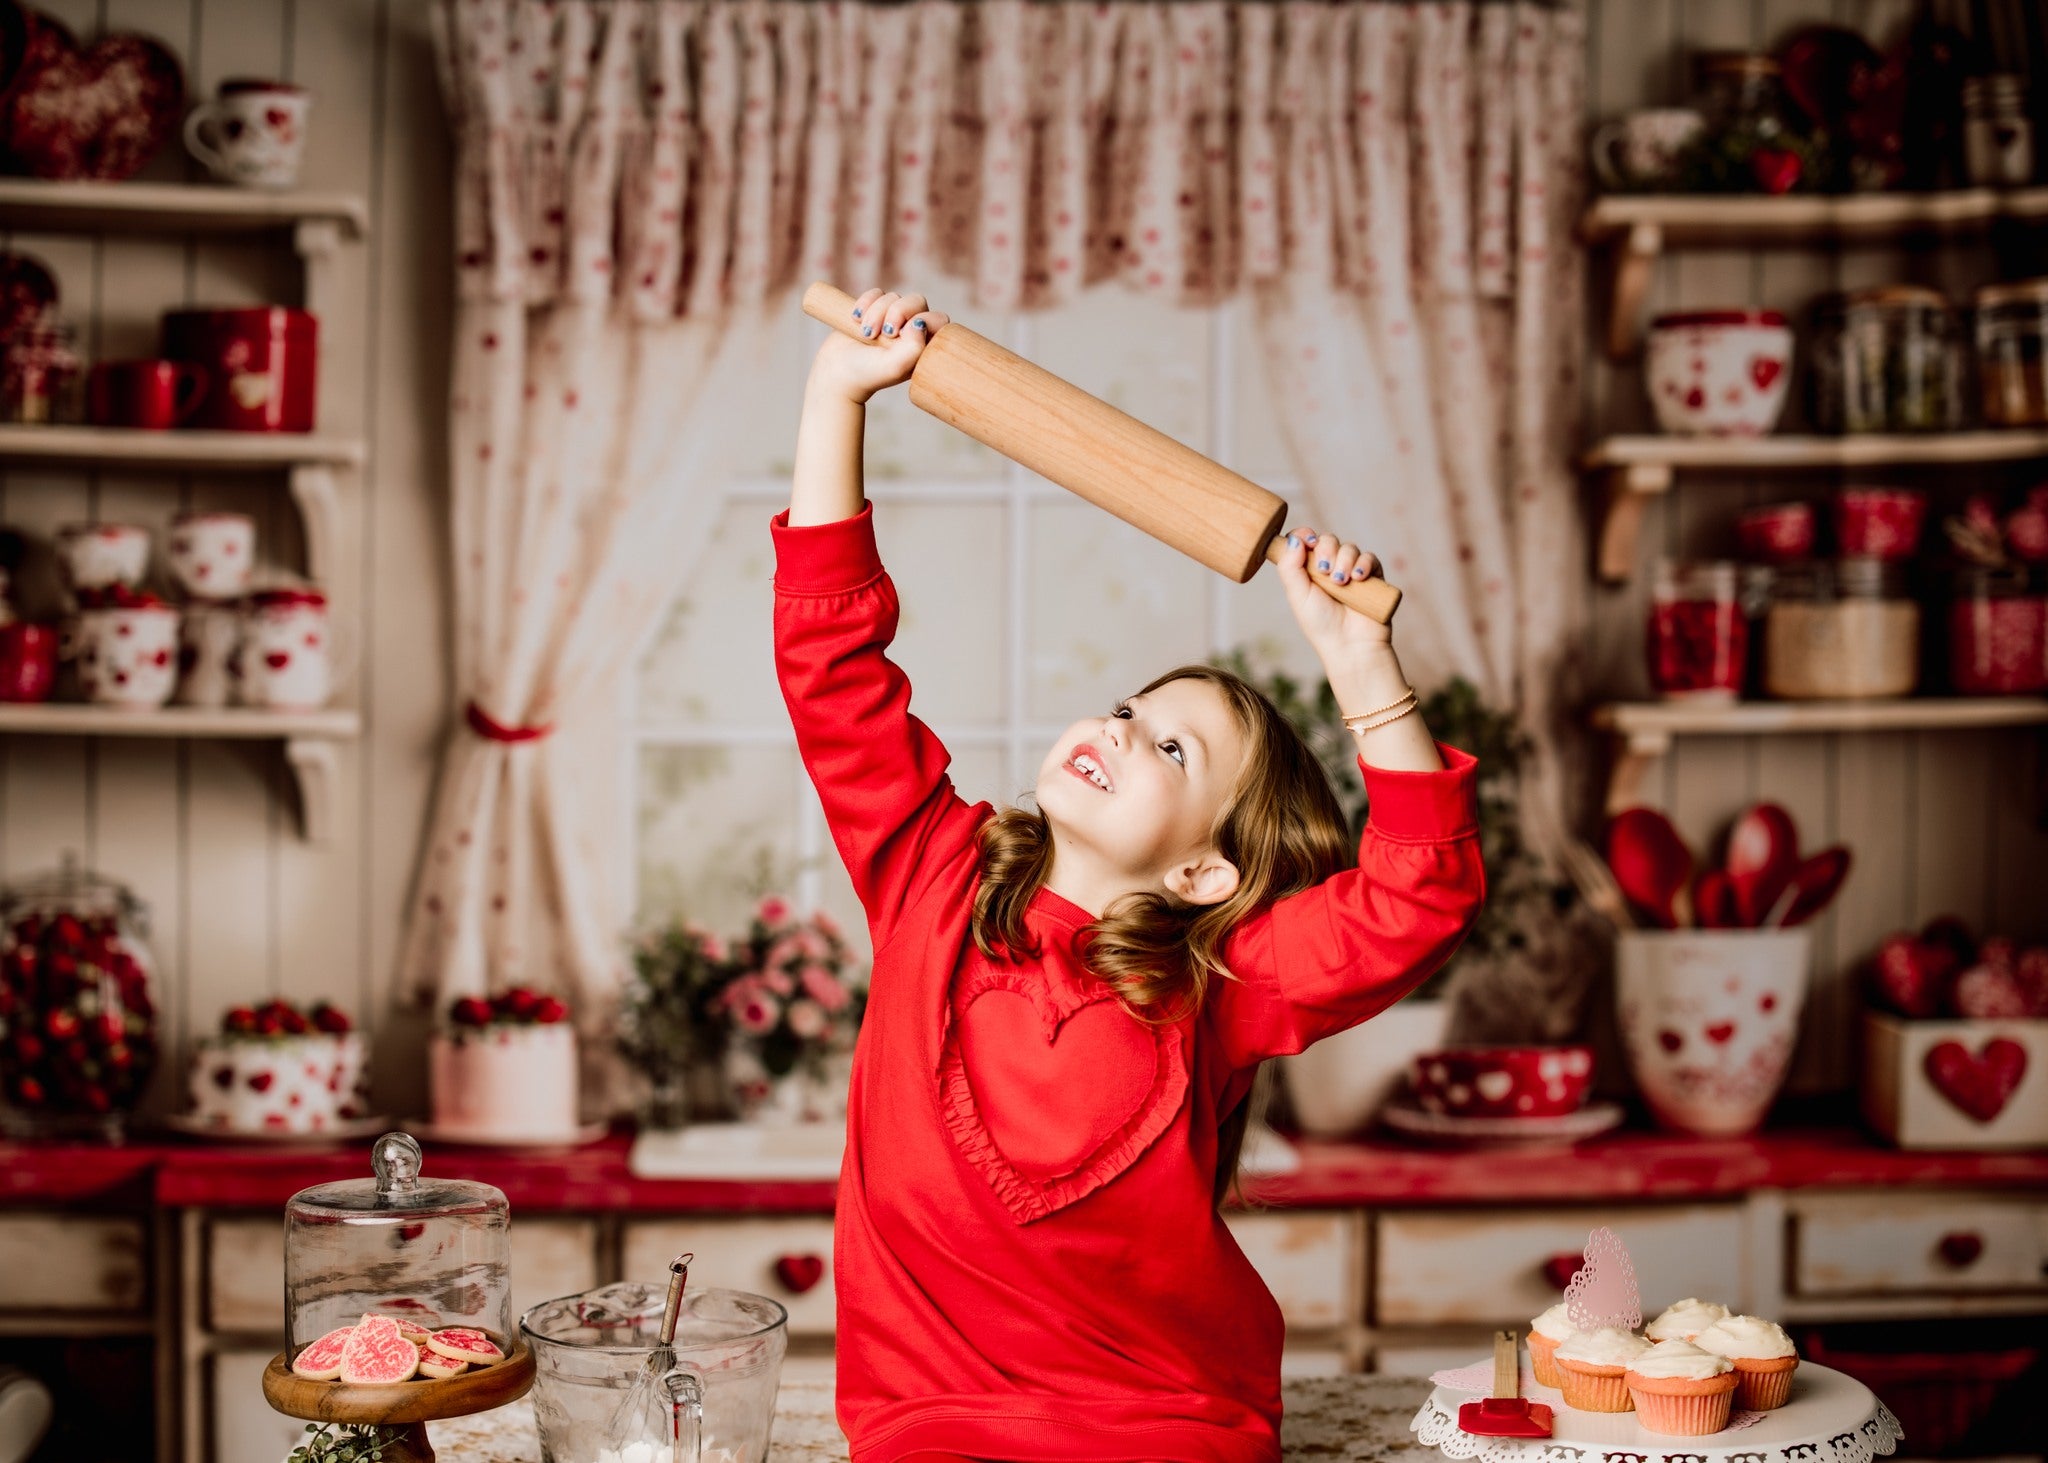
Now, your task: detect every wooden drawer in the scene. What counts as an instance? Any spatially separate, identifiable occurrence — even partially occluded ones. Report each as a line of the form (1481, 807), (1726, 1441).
(1790, 1193), (2048, 1298)
(1225, 1211), (1361, 1331)
(206, 1215), (600, 1333)
(1373, 1206), (1746, 1326)
(0, 1212), (145, 1312)
(624, 1217), (838, 1337)
(212, 1350), (306, 1463)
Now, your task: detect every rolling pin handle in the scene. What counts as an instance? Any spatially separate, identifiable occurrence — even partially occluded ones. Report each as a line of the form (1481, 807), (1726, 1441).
(1264, 536), (1402, 625)
(801, 281), (875, 345)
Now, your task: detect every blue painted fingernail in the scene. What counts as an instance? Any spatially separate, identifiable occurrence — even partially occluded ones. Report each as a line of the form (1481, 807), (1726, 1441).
(1317, 559), (1330, 571)
(1303, 532), (1318, 545)
(1335, 570), (1350, 584)
(882, 324), (895, 336)
(852, 307), (862, 318)
(862, 326), (872, 337)
(913, 319), (927, 330)
(1286, 534), (1299, 548)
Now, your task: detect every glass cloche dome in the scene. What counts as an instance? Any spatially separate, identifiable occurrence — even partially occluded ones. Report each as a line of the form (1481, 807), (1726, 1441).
(282, 1131), (512, 1362)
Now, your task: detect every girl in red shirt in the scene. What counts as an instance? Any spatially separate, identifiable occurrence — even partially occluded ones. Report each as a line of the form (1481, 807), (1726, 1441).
(777, 288), (1484, 1463)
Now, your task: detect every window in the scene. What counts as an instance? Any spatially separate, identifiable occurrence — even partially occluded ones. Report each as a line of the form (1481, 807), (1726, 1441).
(630, 285), (1321, 959)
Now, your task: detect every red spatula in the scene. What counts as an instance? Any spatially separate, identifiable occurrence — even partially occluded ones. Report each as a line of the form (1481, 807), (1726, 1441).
(1457, 1330), (1553, 1438)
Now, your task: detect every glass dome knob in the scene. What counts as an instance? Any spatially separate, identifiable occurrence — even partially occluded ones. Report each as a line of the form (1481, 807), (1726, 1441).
(372, 1130), (424, 1198)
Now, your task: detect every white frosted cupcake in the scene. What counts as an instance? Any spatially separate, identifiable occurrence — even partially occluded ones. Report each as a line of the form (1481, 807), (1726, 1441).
(1527, 1302), (1576, 1389)
(1645, 1297), (1731, 1343)
(1552, 1327), (1649, 1412)
(1625, 1339), (1738, 1435)
(1695, 1315), (1799, 1410)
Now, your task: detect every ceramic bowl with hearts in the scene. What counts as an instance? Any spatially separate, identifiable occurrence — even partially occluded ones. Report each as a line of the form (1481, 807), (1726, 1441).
(1616, 929), (1811, 1137)
(76, 601), (178, 710)
(166, 511), (254, 601)
(1409, 1046), (1594, 1119)
(1646, 310), (1794, 438)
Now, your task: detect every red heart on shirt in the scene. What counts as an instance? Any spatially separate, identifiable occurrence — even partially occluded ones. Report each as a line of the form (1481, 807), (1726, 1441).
(940, 969), (1189, 1225)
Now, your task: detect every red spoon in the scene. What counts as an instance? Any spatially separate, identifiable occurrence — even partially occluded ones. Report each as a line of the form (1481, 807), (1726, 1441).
(1693, 868), (1740, 929)
(1725, 803), (1801, 927)
(1606, 808), (1694, 929)
(1779, 846), (1852, 926)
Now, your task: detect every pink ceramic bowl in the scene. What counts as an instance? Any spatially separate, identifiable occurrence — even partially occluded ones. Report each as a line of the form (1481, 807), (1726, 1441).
(1410, 1046), (1595, 1119)
(1646, 310), (1794, 437)
(1835, 487), (1927, 560)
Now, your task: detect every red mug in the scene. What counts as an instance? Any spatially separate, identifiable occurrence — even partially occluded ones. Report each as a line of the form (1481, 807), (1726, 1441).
(0, 623), (60, 703)
(86, 359), (208, 430)
(162, 307), (318, 432)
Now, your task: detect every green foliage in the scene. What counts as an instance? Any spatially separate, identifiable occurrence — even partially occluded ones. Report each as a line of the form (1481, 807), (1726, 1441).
(618, 921), (734, 1083)
(287, 1424), (406, 1463)
(1215, 652), (1565, 998)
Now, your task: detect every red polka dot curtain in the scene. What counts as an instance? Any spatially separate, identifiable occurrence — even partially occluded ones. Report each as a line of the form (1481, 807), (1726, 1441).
(406, 0), (1586, 1014)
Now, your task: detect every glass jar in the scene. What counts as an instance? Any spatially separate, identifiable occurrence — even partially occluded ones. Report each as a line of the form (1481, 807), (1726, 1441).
(1, 316), (81, 425)
(1765, 559), (1920, 700)
(282, 1133), (516, 1365)
(1687, 52), (1807, 193)
(1809, 288), (1961, 434)
(1962, 75), (2034, 187)
(1974, 278), (2048, 427)
(1948, 566), (2048, 695)
(0, 858), (158, 1140)
(1649, 560), (1748, 700)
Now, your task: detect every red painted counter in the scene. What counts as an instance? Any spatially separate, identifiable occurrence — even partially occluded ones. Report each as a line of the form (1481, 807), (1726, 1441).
(5, 1119), (2045, 1211)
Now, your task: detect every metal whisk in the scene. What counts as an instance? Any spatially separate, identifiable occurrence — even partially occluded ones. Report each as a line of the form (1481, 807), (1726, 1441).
(604, 1253), (701, 1463)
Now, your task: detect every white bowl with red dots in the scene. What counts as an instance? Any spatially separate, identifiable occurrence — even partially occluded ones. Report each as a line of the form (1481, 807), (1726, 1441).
(1646, 310), (1794, 437)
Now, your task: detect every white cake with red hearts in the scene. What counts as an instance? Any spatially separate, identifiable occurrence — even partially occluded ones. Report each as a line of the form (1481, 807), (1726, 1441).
(187, 1000), (367, 1134)
(428, 989), (580, 1141)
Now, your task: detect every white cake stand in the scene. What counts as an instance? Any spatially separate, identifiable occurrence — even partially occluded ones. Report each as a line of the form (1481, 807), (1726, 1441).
(1412, 1362), (1903, 1463)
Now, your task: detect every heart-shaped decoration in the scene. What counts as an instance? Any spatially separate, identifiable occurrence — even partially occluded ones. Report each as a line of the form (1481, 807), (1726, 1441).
(1749, 355), (1784, 392)
(1704, 1021), (1736, 1045)
(773, 1254), (825, 1295)
(1, 17), (183, 181)
(265, 650), (291, 670)
(247, 1070), (273, 1093)
(1923, 1037), (2027, 1123)
(1936, 1230), (1983, 1268)
(940, 969), (1187, 1224)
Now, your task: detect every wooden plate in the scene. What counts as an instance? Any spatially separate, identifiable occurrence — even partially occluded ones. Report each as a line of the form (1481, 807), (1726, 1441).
(261, 1337), (535, 1425)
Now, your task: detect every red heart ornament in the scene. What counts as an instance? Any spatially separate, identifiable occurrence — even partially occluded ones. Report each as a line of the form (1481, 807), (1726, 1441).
(1704, 1021), (1736, 1045)
(265, 650), (291, 670)
(940, 970), (1188, 1224)
(1749, 356), (1784, 393)
(1, 19), (184, 181)
(773, 1254), (825, 1295)
(1923, 1037), (2028, 1123)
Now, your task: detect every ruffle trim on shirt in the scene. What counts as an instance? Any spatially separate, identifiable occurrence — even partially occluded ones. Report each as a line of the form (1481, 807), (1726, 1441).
(936, 966), (1190, 1226)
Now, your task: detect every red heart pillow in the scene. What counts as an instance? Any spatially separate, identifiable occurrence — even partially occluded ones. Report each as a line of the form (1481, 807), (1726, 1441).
(3, 11), (183, 181)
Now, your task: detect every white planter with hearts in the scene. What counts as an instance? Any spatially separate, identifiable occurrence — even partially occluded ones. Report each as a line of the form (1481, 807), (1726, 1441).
(1645, 310), (1794, 437)
(1616, 929), (1810, 1137)
(237, 587), (332, 710)
(77, 605), (179, 710)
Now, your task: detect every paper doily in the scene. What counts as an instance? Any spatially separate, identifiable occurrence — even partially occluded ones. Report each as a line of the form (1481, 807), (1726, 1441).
(1411, 1362), (1903, 1463)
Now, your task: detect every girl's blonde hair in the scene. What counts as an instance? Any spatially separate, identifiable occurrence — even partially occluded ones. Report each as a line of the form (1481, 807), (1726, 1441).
(970, 664), (1355, 1202)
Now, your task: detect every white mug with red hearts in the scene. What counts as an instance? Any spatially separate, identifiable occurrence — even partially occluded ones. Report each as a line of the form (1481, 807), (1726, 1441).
(77, 601), (179, 710)
(174, 603), (240, 708)
(55, 523), (151, 593)
(166, 511), (255, 601)
(237, 586), (334, 709)
(1615, 929), (1810, 1137)
(1645, 310), (1794, 437)
(184, 79), (312, 189)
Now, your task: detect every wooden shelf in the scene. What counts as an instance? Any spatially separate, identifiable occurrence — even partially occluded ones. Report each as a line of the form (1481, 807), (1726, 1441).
(1583, 187), (2048, 358)
(1591, 697), (2048, 811)
(1585, 431), (2048, 582)
(0, 425), (364, 471)
(0, 705), (359, 842)
(0, 180), (367, 239)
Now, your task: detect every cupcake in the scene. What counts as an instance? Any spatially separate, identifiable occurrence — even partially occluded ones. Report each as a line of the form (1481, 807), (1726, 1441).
(1646, 1296), (1731, 1343)
(1527, 1302), (1576, 1389)
(1694, 1315), (1799, 1410)
(1625, 1339), (1739, 1435)
(1552, 1327), (1649, 1412)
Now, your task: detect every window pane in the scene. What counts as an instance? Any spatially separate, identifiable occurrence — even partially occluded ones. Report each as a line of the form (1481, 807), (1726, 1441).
(636, 499), (780, 728)
(872, 502), (1007, 726)
(637, 744), (802, 927)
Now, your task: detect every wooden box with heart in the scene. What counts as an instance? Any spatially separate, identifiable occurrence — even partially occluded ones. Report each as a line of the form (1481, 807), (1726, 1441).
(1860, 1009), (2048, 1149)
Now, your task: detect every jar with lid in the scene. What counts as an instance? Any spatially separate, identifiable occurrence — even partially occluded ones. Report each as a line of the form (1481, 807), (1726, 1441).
(1948, 565), (2047, 694)
(1962, 76), (2034, 187)
(1765, 559), (1920, 700)
(1809, 287), (1961, 434)
(1974, 278), (2048, 427)
(1, 315), (80, 425)
(0, 857), (159, 1139)
(1648, 560), (1748, 700)
(1686, 52), (1809, 193)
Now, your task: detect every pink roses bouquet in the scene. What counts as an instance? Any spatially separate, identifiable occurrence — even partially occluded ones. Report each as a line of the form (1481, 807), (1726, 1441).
(718, 895), (865, 1084)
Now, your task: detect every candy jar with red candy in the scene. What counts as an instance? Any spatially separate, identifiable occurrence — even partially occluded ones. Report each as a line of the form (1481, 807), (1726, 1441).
(1647, 559), (1749, 700)
(0, 856), (159, 1140)
(265, 1132), (533, 1462)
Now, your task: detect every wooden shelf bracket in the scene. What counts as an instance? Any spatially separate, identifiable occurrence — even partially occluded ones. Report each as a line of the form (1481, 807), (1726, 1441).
(284, 737), (340, 843)
(1596, 461), (1674, 582)
(1603, 725), (1671, 814)
(288, 465), (341, 586)
(1605, 221), (1663, 360)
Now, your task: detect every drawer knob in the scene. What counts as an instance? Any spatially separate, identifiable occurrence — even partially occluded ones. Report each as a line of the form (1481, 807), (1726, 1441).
(774, 1253), (826, 1295)
(1542, 1253), (1585, 1291)
(1937, 1231), (1984, 1269)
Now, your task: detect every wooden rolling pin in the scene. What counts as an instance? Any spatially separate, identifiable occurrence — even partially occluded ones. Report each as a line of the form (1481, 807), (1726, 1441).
(802, 282), (1401, 624)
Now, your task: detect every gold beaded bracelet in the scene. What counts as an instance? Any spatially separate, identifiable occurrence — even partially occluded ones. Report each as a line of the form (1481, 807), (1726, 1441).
(1340, 688), (1417, 732)
(1346, 699), (1420, 734)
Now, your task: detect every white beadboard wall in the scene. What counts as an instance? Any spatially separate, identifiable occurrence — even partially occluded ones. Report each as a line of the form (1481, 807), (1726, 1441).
(1585, 0), (2048, 1091)
(0, 0), (450, 1116)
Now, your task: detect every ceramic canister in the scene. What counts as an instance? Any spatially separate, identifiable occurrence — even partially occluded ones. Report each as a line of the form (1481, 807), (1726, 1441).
(54, 523), (150, 593)
(163, 307), (318, 433)
(166, 511), (255, 600)
(78, 604), (179, 709)
(238, 586), (331, 709)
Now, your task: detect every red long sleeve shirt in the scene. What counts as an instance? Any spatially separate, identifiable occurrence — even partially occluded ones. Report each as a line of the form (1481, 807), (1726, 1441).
(772, 506), (1483, 1463)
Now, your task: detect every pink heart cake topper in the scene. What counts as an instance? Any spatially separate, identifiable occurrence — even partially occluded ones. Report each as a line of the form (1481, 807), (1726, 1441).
(1563, 1225), (1641, 1332)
